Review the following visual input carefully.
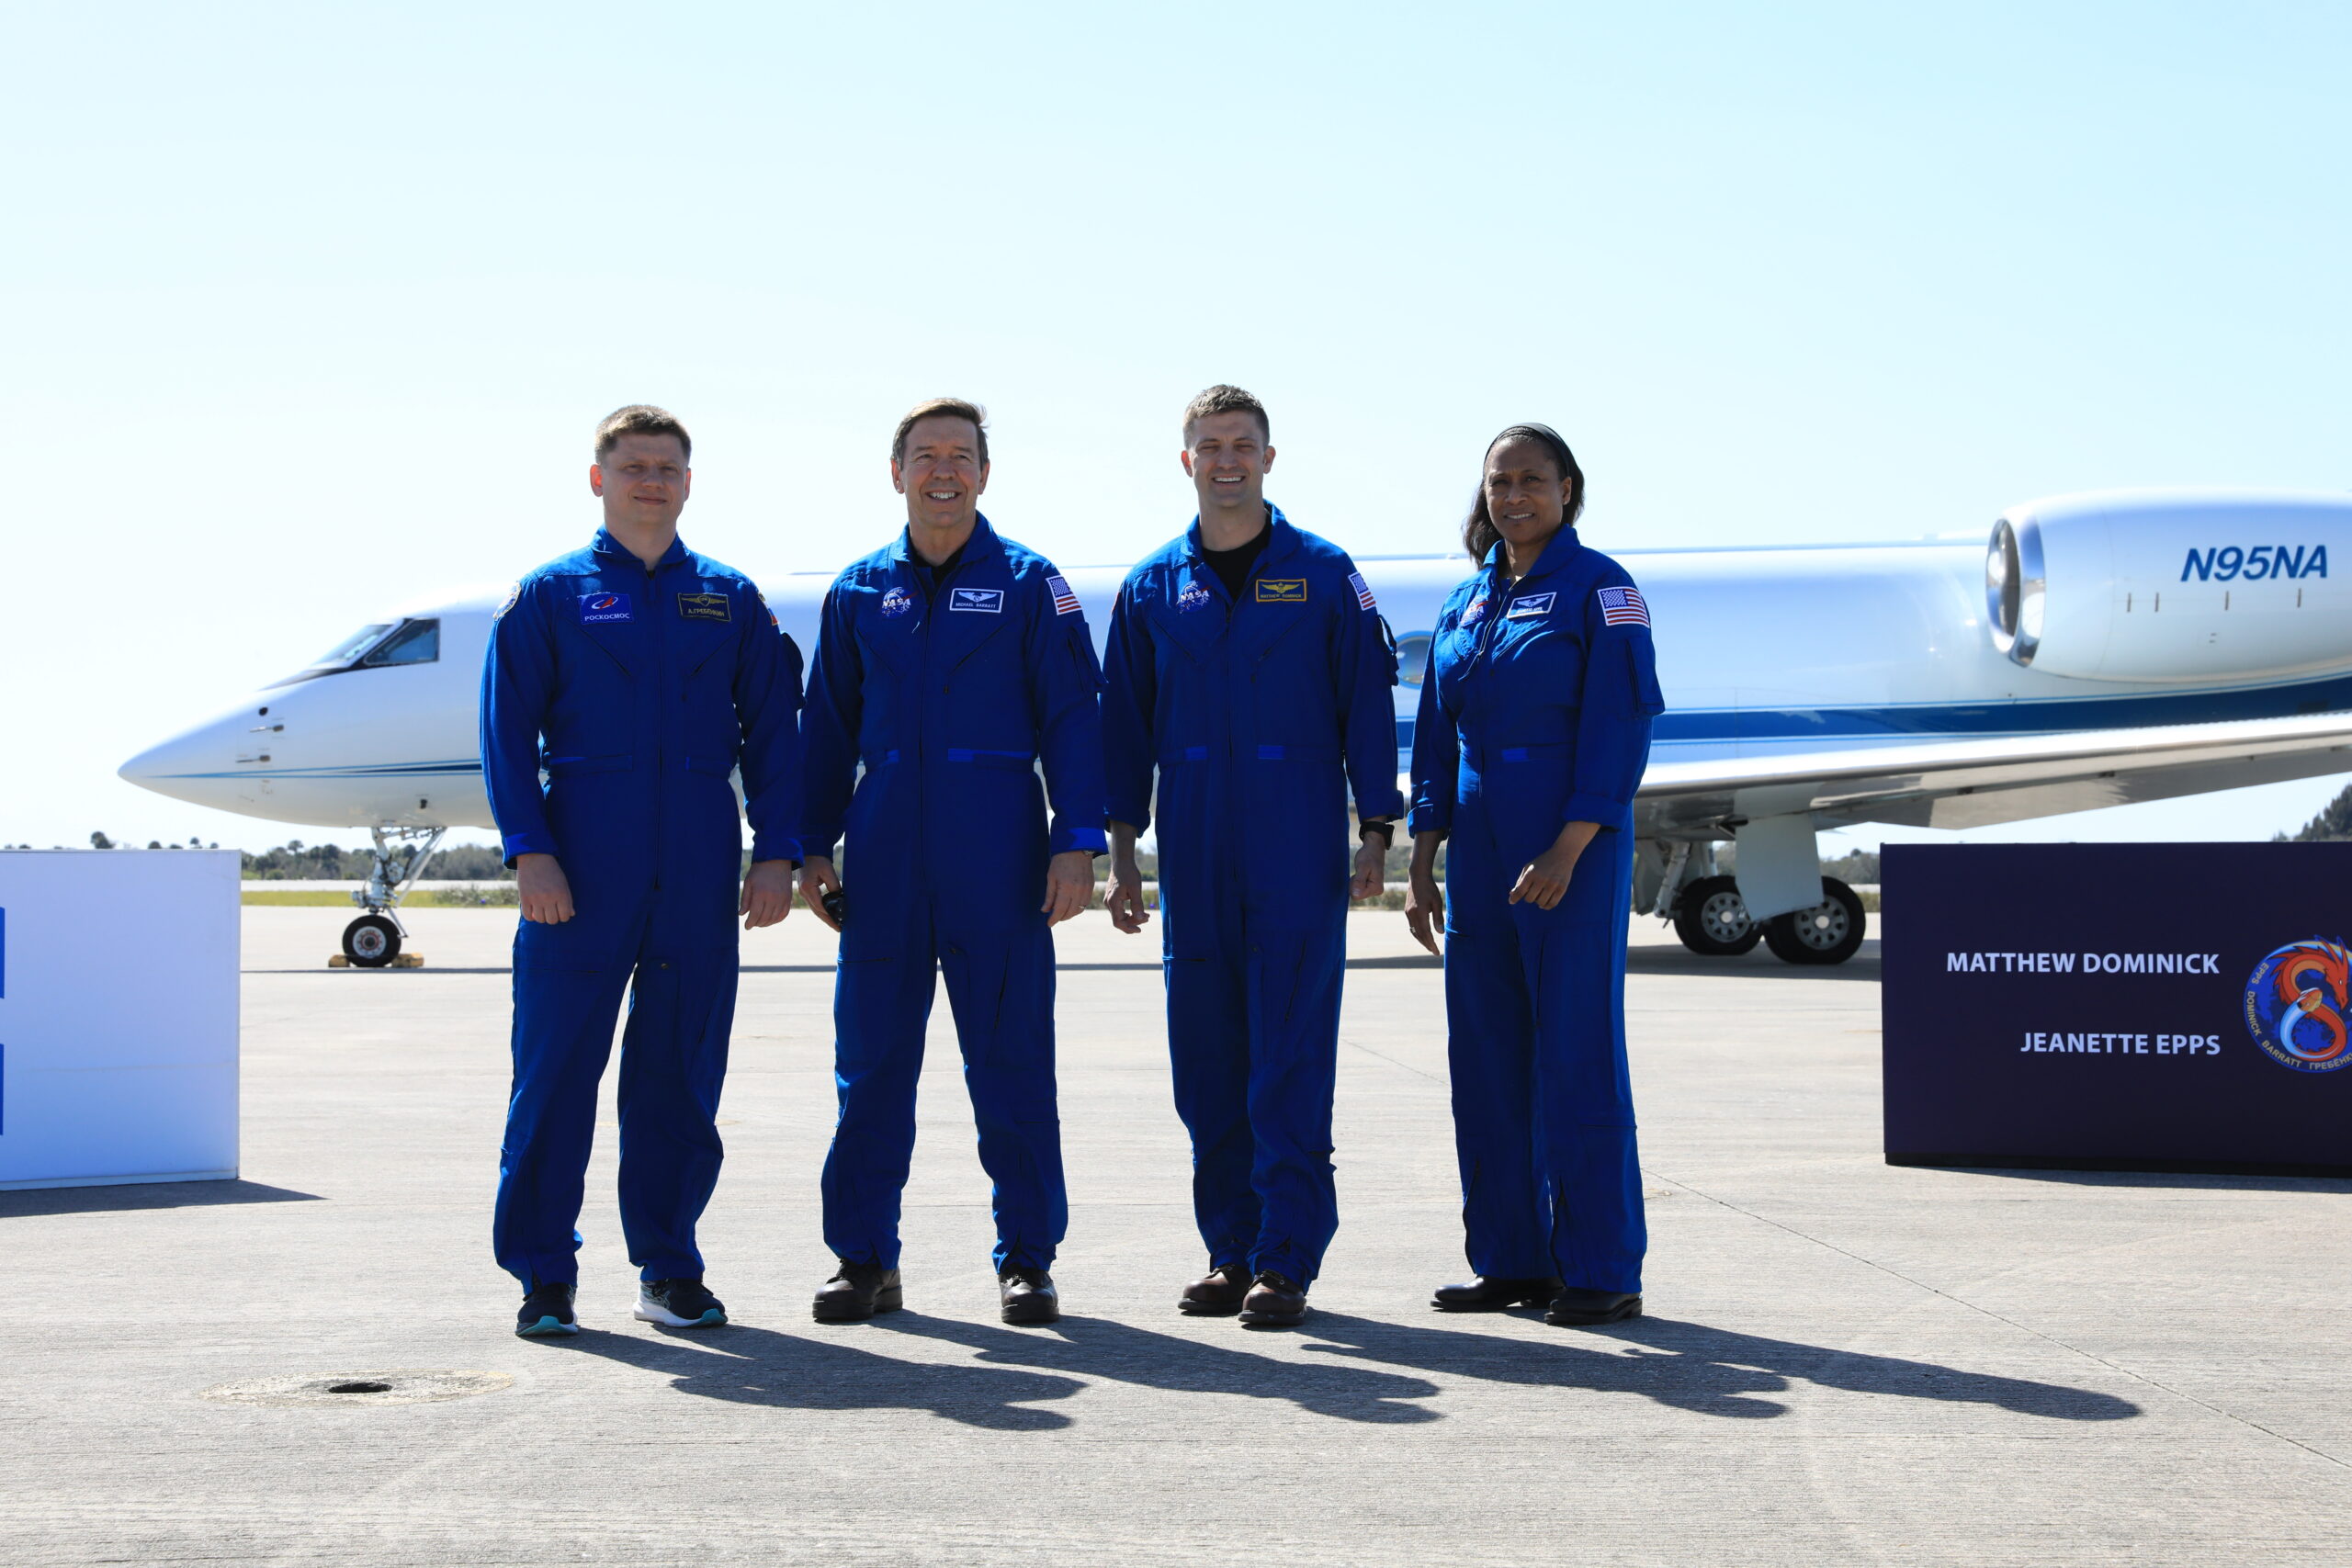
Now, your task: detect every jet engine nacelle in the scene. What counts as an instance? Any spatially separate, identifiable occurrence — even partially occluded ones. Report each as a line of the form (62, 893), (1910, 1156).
(1985, 490), (2352, 683)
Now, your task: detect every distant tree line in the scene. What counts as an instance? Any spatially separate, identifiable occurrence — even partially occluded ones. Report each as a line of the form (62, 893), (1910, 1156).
(2277, 782), (2352, 842)
(238, 840), (514, 879)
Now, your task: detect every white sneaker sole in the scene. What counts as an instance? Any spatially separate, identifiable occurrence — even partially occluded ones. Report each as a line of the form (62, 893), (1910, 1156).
(633, 1294), (725, 1327)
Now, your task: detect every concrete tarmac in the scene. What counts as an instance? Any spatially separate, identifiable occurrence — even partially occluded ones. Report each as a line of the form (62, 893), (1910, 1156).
(4, 905), (2347, 1565)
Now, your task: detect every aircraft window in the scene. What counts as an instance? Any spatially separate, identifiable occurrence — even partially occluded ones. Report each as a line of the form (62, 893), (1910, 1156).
(1395, 632), (1433, 687)
(312, 625), (395, 670)
(361, 618), (440, 668)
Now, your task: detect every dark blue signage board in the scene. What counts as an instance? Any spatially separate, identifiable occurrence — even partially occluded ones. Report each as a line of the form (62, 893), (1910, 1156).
(1883, 842), (2352, 1176)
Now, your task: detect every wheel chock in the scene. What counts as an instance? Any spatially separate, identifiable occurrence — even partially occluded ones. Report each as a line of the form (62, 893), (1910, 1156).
(325, 953), (426, 969)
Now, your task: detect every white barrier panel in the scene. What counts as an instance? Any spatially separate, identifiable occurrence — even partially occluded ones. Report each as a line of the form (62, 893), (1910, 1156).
(0, 851), (239, 1190)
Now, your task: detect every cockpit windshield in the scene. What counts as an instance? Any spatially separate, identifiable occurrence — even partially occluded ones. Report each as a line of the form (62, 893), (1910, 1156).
(312, 625), (394, 670)
(270, 618), (441, 686)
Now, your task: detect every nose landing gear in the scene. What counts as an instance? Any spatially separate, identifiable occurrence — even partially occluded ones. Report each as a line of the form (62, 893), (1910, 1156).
(337, 824), (445, 969)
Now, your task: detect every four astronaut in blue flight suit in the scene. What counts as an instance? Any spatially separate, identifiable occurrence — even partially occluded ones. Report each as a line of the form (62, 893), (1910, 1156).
(796, 397), (1107, 1327)
(1406, 424), (1665, 1327)
(481, 398), (1660, 1337)
(482, 405), (803, 1338)
(1102, 386), (1401, 1327)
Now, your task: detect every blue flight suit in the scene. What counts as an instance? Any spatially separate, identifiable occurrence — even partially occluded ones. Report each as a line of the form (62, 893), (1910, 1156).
(1408, 528), (1664, 1293)
(481, 529), (802, 1289)
(801, 515), (1107, 1273)
(1101, 507), (1404, 1286)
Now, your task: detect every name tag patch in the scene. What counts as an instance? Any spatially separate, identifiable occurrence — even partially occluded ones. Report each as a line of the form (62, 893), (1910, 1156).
(1255, 578), (1307, 604)
(950, 587), (1004, 614)
(579, 592), (634, 624)
(676, 592), (732, 623)
(1505, 592), (1556, 620)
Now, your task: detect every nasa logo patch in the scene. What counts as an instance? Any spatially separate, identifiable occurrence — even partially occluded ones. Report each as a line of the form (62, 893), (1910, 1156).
(579, 592), (634, 624)
(1460, 592), (1489, 628)
(880, 586), (914, 618)
(495, 581), (521, 620)
(2244, 938), (2352, 1073)
(1177, 581), (1213, 613)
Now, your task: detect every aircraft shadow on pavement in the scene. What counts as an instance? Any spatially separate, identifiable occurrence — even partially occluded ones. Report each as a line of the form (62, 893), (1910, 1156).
(1928, 1165), (2352, 1195)
(1626, 945), (1883, 982)
(1298, 1312), (2140, 1423)
(0, 1179), (322, 1218)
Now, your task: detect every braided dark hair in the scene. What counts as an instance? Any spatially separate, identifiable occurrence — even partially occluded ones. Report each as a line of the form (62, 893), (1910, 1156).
(1462, 423), (1585, 563)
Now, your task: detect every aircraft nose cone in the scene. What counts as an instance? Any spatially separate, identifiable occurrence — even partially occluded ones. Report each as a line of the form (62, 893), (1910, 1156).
(119, 710), (250, 807)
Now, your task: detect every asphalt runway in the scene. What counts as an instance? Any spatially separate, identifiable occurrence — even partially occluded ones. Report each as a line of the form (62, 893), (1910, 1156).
(5, 904), (2347, 1565)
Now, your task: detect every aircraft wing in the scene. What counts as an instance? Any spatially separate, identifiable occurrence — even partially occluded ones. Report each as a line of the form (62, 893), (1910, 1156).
(1637, 712), (2352, 833)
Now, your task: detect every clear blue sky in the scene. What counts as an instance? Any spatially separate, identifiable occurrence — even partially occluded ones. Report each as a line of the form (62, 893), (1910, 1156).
(5, 2), (2347, 853)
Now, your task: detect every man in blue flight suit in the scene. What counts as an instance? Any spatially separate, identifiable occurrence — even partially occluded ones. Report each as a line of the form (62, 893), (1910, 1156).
(1101, 385), (1401, 1327)
(797, 397), (1107, 1327)
(482, 404), (802, 1338)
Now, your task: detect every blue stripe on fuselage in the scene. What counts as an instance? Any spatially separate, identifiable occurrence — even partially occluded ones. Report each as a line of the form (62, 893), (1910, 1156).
(1391, 672), (2352, 755)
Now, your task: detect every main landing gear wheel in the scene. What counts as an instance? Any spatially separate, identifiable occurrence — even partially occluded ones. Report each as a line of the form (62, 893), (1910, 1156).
(1673, 875), (1761, 956)
(1763, 877), (1867, 966)
(342, 914), (402, 968)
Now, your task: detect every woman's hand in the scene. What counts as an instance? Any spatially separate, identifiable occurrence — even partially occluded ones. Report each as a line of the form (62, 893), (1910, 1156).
(1104, 821), (1152, 933)
(1508, 820), (1602, 910)
(1404, 829), (1446, 955)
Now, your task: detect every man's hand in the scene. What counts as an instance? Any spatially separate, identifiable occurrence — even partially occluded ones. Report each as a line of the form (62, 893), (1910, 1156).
(1104, 820), (1151, 934)
(799, 855), (844, 932)
(741, 858), (796, 930)
(516, 852), (575, 925)
(1350, 839), (1385, 902)
(1508, 820), (1602, 911)
(1404, 830), (1445, 956)
(1042, 849), (1095, 927)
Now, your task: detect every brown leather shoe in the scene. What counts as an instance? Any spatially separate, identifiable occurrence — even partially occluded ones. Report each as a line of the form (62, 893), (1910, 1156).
(1238, 1269), (1308, 1326)
(1179, 1263), (1250, 1316)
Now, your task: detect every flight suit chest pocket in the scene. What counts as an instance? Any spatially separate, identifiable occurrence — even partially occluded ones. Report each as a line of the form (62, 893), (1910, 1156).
(854, 598), (919, 674)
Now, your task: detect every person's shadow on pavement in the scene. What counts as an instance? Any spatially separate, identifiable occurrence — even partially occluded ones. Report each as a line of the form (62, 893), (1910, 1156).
(871, 1312), (1442, 1425)
(1296, 1313), (2143, 1422)
(545, 1319), (1085, 1430)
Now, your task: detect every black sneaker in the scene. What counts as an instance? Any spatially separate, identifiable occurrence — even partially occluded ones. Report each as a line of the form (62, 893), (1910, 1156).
(999, 1267), (1060, 1325)
(635, 1277), (728, 1328)
(516, 1281), (579, 1337)
(813, 1259), (903, 1322)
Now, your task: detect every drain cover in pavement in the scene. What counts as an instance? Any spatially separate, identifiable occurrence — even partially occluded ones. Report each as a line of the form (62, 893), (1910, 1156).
(198, 1370), (514, 1407)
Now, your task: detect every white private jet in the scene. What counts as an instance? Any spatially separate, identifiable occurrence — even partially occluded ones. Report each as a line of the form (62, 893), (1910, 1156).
(122, 490), (2352, 966)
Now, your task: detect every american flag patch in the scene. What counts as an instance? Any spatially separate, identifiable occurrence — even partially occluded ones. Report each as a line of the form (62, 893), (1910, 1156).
(1597, 585), (1650, 628)
(1046, 574), (1081, 616)
(1348, 570), (1377, 611)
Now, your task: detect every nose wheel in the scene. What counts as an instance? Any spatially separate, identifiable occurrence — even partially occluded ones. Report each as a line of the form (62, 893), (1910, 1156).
(342, 914), (403, 968)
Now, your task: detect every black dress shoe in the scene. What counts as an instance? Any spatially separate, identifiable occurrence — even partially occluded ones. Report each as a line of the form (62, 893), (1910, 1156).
(1431, 1276), (1566, 1312)
(999, 1267), (1060, 1325)
(1545, 1287), (1642, 1326)
(813, 1259), (903, 1322)
(1178, 1264), (1250, 1316)
(1238, 1270), (1308, 1326)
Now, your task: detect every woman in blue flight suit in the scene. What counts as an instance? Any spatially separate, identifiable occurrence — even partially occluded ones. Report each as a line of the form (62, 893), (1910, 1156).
(1404, 423), (1664, 1326)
